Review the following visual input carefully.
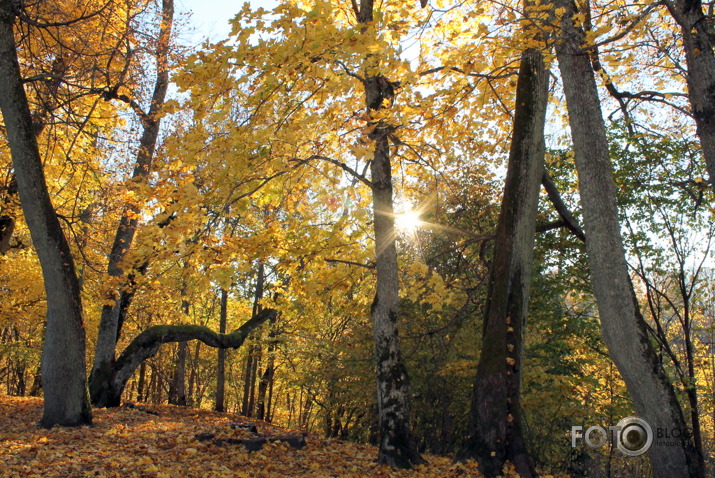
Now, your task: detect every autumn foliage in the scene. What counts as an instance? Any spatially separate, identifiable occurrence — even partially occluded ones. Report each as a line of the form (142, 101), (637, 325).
(1, 0), (715, 475)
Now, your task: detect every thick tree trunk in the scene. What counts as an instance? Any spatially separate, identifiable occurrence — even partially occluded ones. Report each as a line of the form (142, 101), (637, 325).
(457, 47), (548, 478)
(97, 308), (277, 407)
(555, 2), (703, 476)
(0, 1), (92, 427)
(215, 288), (228, 412)
(90, 0), (174, 403)
(666, 0), (715, 194)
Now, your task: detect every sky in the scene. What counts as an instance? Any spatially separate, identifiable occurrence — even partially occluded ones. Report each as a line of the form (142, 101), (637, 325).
(177, 0), (278, 43)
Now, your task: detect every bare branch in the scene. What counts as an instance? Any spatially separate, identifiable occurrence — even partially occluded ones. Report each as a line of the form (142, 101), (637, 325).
(13, 0), (112, 28)
(325, 258), (375, 269)
(291, 155), (373, 189)
(541, 171), (586, 242)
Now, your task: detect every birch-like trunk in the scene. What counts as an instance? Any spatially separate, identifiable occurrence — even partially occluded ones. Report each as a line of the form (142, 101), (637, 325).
(555, 2), (702, 476)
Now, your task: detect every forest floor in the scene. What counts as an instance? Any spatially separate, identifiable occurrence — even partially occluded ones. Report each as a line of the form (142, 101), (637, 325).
(0, 396), (491, 477)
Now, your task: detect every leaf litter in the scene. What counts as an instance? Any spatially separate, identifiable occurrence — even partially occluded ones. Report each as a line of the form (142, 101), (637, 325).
(0, 396), (485, 477)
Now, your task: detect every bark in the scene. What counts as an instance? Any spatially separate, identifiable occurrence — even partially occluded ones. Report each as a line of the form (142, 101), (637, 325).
(167, 297), (190, 406)
(241, 345), (257, 416)
(0, 0), (92, 427)
(457, 47), (548, 478)
(242, 263), (265, 417)
(555, 2), (703, 476)
(0, 175), (16, 254)
(136, 360), (147, 402)
(90, 0), (174, 401)
(351, 0), (422, 468)
(97, 308), (277, 408)
(214, 288), (228, 412)
(256, 336), (276, 421)
(665, 0), (715, 194)
(365, 68), (424, 471)
(1, 54), (66, 254)
(168, 341), (187, 406)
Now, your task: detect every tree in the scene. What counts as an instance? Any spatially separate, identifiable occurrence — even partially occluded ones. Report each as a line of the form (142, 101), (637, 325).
(0, 0), (91, 427)
(89, 0), (175, 407)
(663, 0), (715, 194)
(457, 40), (549, 476)
(349, 0), (424, 467)
(554, 0), (703, 475)
(214, 288), (228, 412)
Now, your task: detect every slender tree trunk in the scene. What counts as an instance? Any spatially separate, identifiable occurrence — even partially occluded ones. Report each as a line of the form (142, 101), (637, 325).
(215, 288), (228, 412)
(256, 337), (276, 421)
(0, 0), (92, 427)
(665, 0), (715, 194)
(186, 341), (200, 406)
(266, 370), (275, 422)
(555, 2), (702, 476)
(457, 46), (548, 478)
(241, 346), (256, 416)
(348, 0), (422, 469)
(366, 79), (424, 468)
(247, 346), (260, 415)
(0, 175), (17, 254)
(242, 263), (265, 417)
(136, 361), (147, 402)
(90, 0), (174, 406)
(169, 341), (187, 406)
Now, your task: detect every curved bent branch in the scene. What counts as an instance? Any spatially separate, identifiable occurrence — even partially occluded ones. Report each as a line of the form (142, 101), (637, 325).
(108, 308), (277, 405)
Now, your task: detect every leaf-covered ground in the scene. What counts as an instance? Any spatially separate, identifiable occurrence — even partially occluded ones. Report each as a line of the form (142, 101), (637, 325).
(0, 396), (485, 477)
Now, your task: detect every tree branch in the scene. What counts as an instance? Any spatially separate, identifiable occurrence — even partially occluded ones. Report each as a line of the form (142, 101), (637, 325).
(12, 0), (112, 28)
(541, 171), (586, 242)
(291, 155), (373, 189)
(111, 308), (277, 399)
(325, 258), (375, 269)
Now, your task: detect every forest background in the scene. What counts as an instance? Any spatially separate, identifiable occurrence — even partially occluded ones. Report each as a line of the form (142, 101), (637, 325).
(1, 0), (715, 476)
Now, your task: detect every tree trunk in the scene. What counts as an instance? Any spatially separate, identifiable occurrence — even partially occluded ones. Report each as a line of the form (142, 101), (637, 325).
(457, 46), (548, 478)
(136, 361), (147, 402)
(350, 0), (422, 468)
(241, 345), (256, 417)
(0, 175), (17, 254)
(215, 288), (228, 412)
(666, 0), (715, 194)
(90, 0), (174, 404)
(555, 2), (703, 476)
(365, 74), (423, 470)
(168, 341), (187, 406)
(256, 336), (276, 421)
(242, 263), (265, 417)
(0, 0), (91, 427)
